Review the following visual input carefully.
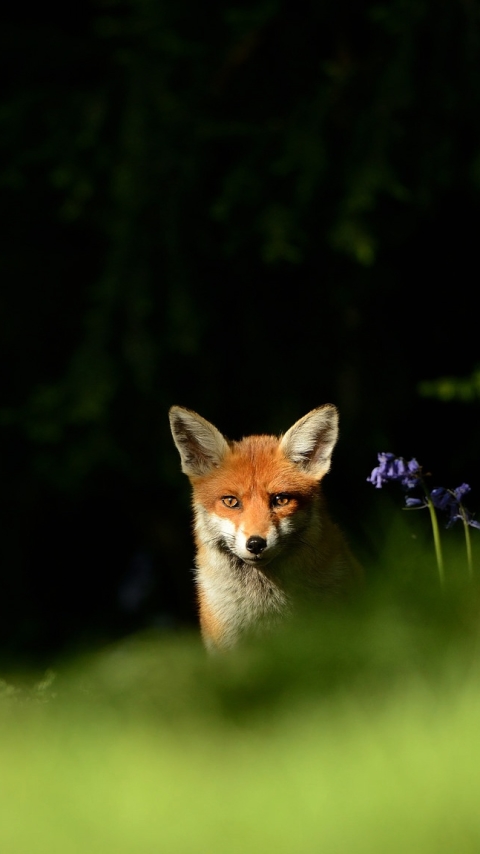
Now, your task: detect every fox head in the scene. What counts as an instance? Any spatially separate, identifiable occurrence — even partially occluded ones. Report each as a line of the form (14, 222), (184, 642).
(169, 405), (339, 568)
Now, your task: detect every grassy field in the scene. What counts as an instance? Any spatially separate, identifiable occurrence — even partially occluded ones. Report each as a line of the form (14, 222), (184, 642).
(2, 520), (480, 853)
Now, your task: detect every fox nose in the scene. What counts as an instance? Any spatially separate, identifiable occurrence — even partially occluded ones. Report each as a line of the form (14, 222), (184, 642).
(246, 535), (267, 555)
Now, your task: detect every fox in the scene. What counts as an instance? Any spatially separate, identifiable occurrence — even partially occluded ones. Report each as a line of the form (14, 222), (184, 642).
(169, 404), (361, 650)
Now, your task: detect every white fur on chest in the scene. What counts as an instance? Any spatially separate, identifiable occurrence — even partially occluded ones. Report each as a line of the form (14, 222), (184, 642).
(196, 545), (289, 643)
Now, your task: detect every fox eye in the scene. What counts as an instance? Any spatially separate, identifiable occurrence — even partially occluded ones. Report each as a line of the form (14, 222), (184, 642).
(271, 493), (291, 507)
(222, 496), (240, 508)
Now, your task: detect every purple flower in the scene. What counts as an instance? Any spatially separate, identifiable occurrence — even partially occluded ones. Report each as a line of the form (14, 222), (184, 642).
(367, 453), (421, 490)
(405, 496), (425, 508)
(454, 483), (471, 502)
(431, 484), (480, 529)
(368, 454), (480, 533)
(430, 487), (452, 513)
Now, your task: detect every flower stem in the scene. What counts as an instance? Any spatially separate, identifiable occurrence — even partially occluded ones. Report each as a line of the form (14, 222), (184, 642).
(461, 510), (473, 579)
(426, 496), (445, 588)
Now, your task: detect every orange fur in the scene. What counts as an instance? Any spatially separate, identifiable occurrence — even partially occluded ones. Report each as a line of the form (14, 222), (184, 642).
(193, 437), (319, 540)
(169, 405), (361, 650)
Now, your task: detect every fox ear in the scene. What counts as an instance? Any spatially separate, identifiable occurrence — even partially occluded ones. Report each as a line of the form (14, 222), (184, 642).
(169, 407), (230, 477)
(280, 405), (339, 478)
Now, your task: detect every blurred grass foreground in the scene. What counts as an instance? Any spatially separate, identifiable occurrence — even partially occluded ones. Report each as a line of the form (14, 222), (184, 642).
(2, 523), (480, 853)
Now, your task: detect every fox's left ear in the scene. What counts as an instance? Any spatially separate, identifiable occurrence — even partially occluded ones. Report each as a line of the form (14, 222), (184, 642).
(280, 405), (339, 478)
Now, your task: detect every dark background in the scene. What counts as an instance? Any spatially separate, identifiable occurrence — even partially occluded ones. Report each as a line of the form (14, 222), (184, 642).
(2, 0), (480, 662)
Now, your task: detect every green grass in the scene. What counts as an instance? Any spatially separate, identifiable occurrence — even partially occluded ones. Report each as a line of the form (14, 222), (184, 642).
(2, 520), (480, 852)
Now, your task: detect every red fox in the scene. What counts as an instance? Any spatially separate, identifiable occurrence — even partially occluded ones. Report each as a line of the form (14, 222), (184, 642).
(169, 405), (361, 650)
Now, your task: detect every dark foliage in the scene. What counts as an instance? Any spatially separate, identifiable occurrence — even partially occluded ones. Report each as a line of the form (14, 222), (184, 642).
(1, 0), (480, 657)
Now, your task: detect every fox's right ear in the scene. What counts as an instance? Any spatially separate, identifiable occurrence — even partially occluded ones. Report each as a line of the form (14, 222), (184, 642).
(169, 407), (230, 477)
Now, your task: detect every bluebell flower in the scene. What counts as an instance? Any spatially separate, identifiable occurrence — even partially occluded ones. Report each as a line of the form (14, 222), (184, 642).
(368, 454), (480, 583)
(453, 484), (471, 503)
(367, 453), (420, 490)
(404, 496), (425, 508)
(430, 487), (452, 512)
(430, 484), (480, 529)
